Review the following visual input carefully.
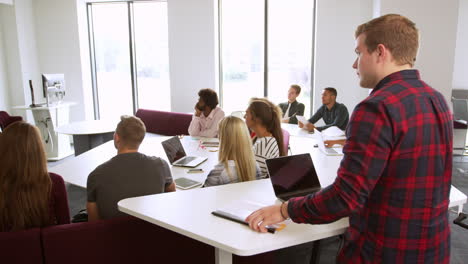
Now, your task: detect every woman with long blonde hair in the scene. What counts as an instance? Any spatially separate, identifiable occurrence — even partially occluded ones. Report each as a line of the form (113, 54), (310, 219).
(204, 116), (260, 187)
(0, 121), (70, 231)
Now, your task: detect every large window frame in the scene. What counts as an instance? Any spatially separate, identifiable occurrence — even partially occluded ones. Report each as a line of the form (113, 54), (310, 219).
(87, 0), (170, 120)
(218, 0), (317, 115)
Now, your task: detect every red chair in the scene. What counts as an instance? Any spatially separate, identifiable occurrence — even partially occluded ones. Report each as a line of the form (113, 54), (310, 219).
(135, 109), (192, 136)
(282, 128), (290, 155)
(0, 111), (23, 130)
(0, 228), (43, 264)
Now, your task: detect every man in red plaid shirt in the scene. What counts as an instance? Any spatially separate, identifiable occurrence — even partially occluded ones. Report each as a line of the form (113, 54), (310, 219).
(247, 14), (453, 263)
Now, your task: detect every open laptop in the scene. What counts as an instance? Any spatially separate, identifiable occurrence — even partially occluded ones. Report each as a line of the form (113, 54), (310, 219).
(161, 136), (207, 168)
(314, 130), (343, 156)
(266, 153), (322, 201)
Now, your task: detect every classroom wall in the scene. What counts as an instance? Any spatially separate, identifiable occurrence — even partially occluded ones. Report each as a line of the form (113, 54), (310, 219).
(0, 17), (10, 111)
(453, 0), (468, 90)
(380, 0), (459, 104)
(313, 0), (373, 117)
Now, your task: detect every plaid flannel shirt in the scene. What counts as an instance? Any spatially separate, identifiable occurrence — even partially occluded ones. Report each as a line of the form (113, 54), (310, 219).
(288, 70), (453, 263)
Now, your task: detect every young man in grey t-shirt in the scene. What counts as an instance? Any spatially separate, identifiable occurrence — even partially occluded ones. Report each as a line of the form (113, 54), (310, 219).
(86, 115), (176, 220)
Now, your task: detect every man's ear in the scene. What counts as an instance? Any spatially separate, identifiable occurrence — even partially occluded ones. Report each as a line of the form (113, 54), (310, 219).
(376, 44), (387, 61)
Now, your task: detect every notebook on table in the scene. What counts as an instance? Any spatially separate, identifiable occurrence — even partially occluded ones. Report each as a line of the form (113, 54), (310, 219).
(314, 130), (343, 156)
(161, 136), (207, 168)
(266, 153), (322, 201)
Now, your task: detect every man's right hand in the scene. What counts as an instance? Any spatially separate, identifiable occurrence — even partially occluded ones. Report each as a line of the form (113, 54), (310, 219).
(298, 121), (304, 128)
(305, 123), (315, 132)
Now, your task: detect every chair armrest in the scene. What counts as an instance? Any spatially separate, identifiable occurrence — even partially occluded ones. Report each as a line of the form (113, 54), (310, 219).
(454, 213), (468, 229)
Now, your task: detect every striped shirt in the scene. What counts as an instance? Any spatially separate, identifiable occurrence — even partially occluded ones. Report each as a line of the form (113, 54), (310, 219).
(253, 136), (280, 178)
(204, 160), (261, 187)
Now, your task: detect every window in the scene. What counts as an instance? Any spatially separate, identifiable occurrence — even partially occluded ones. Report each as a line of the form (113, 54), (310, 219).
(88, 1), (170, 120)
(219, 0), (315, 115)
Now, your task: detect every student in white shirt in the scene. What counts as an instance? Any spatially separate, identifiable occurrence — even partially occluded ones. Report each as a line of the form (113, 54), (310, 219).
(188, 88), (225, 138)
(245, 98), (286, 178)
(204, 116), (260, 187)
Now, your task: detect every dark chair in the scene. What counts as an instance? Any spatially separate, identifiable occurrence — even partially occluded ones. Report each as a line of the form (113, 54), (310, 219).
(0, 111), (23, 130)
(0, 228), (43, 264)
(135, 109), (192, 136)
(41, 216), (215, 264)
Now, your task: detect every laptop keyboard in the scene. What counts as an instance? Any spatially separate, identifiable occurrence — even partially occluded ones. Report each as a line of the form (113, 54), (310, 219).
(326, 148), (338, 154)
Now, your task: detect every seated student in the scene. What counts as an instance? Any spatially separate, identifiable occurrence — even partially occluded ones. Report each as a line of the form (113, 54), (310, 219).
(278, 84), (305, 124)
(245, 98), (286, 178)
(188, 88), (225, 138)
(204, 116), (261, 187)
(0, 121), (70, 231)
(87, 116), (175, 221)
(299, 87), (349, 132)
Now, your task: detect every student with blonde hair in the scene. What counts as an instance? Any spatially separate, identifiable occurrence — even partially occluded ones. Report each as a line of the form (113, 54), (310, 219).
(245, 98), (285, 178)
(0, 121), (70, 231)
(204, 116), (260, 187)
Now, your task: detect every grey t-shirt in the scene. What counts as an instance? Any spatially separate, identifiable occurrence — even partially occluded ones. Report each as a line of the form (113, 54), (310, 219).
(87, 152), (173, 220)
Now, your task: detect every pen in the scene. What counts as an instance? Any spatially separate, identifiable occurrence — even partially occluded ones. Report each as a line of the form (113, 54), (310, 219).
(211, 211), (276, 234)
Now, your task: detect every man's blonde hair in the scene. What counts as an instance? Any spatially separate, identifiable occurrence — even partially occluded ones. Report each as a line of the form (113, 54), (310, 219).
(218, 116), (257, 182)
(116, 115), (146, 149)
(355, 14), (419, 67)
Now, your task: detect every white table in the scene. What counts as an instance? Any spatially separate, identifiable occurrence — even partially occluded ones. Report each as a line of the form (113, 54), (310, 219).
(48, 134), (220, 189)
(118, 134), (467, 264)
(56, 120), (117, 156)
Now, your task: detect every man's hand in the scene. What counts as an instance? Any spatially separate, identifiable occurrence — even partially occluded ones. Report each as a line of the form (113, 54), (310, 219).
(245, 204), (287, 233)
(298, 121), (304, 128)
(194, 103), (202, 117)
(305, 123), (315, 132)
(324, 139), (345, 148)
(281, 118), (290, 123)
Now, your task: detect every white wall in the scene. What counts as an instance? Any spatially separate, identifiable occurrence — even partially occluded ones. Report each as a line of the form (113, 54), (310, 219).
(0, 18), (10, 111)
(313, 0), (373, 116)
(453, 0), (468, 90)
(0, 0), (13, 5)
(167, 0), (217, 113)
(380, 0), (459, 103)
(34, 0), (89, 121)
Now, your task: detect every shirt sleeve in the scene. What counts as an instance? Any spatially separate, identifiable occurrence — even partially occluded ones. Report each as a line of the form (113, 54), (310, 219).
(203, 164), (225, 187)
(86, 170), (98, 202)
(50, 173), (71, 224)
(308, 105), (324, 124)
(288, 99), (392, 224)
(188, 115), (202, 136)
(315, 104), (349, 131)
(159, 159), (173, 187)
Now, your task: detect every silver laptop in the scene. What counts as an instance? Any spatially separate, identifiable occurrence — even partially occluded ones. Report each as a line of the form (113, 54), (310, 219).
(266, 154), (322, 201)
(314, 130), (343, 156)
(161, 136), (207, 168)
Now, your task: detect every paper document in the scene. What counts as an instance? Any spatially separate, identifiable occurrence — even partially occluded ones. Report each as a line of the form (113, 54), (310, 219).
(212, 200), (288, 233)
(296, 115), (309, 125)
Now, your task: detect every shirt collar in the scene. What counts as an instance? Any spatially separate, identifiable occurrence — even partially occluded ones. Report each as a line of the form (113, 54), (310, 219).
(206, 107), (218, 119)
(371, 69), (420, 94)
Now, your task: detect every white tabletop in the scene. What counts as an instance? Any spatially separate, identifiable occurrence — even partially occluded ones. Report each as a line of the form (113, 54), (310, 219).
(13, 101), (77, 110)
(56, 120), (117, 135)
(48, 134), (220, 188)
(118, 179), (349, 256)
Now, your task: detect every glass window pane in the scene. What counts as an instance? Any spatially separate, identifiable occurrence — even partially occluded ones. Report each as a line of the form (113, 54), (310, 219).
(92, 3), (133, 121)
(220, 0), (265, 114)
(267, 0), (314, 117)
(133, 1), (171, 111)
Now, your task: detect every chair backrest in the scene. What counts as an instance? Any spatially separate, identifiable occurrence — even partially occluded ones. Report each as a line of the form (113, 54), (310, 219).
(41, 216), (214, 264)
(452, 98), (468, 122)
(0, 228), (43, 264)
(135, 109), (192, 136)
(0, 111), (23, 130)
(282, 128), (290, 156)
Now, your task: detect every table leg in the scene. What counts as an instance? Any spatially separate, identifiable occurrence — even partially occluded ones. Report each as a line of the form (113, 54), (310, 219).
(215, 248), (232, 264)
(310, 239), (321, 264)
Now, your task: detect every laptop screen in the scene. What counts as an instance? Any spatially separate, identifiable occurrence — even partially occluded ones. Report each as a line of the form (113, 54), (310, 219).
(161, 136), (187, 163)
(266, 153), (321, 198)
